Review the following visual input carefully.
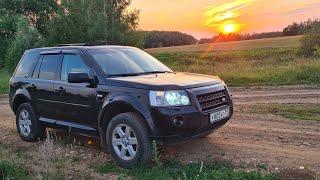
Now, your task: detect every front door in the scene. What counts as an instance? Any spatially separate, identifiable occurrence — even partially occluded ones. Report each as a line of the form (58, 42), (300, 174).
(53, 51), (97, 127)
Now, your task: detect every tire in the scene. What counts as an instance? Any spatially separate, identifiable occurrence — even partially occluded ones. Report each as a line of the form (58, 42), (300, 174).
(106, 112), (152, 168)
(16, 103), (46, 142)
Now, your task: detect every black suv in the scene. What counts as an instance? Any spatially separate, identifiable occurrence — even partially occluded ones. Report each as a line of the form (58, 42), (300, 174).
(9, 44), (233, 167)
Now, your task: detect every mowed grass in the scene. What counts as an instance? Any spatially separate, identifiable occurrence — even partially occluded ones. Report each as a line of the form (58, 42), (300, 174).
(0, 69), (10, 94)
(151, 47), (320, 86)
(146, 36), (302, 54)
(238, 103), (320, 121)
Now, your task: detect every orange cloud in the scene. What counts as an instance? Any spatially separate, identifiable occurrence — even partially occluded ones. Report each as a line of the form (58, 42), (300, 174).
(204, 0), (257, 32)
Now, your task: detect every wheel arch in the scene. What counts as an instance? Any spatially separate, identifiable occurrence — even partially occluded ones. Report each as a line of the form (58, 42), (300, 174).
(12, 90), (32, 114)
(98, 94), (157, 147)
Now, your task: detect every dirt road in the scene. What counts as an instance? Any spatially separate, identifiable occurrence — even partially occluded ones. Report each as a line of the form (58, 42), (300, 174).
(1, 86), (320, 178)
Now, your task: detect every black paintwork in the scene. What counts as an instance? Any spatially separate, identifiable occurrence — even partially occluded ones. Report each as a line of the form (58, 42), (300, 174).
(9, 45), (233, 144)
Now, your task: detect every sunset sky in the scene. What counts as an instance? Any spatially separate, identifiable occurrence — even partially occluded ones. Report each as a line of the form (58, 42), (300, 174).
(131, 0), (320, 39)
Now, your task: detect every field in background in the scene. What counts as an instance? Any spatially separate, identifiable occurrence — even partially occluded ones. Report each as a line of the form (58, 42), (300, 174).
(147, 36), (320, 87)
(146, 36), (302, 53)
(0, 35), (316, 95)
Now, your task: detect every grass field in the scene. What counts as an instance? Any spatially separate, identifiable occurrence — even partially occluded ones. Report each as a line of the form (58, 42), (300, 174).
(146, 36), (302, 54)
(146, 36), (320, 86)
(239, 103), (320, 122)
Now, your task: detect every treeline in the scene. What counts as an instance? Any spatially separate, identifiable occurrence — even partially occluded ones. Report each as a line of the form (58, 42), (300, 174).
(283, 18), (320, 36)
(0, 0), (140, 71)
(198, 31), (283, 44)
(142, 31), (197, 48)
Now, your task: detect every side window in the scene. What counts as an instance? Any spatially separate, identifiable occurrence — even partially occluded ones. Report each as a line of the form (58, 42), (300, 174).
(15, 53), (39, 78)
(61, 54), (90, 81)
(39, 55), (60, 80)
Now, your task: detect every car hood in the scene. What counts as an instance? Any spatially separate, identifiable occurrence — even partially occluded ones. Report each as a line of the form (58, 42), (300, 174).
(106, 72), (223, 90)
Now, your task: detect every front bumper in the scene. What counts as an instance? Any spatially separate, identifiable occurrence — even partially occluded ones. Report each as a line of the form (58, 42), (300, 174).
(150, 83), (233, 144)
(151, 104), (233, 144)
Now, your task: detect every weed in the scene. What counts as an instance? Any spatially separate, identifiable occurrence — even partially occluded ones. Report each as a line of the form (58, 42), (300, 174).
(152, 140), (162, 167)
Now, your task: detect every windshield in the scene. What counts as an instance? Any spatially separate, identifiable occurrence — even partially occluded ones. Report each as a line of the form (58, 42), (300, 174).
(89, 48), (172, 76)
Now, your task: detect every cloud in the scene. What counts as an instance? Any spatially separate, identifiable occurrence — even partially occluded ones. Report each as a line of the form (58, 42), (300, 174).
(282, 2), (320, 16)
(204, 0), (257, 27)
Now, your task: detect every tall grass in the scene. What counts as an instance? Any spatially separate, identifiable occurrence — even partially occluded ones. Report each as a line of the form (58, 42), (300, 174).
(152, 48), (320, 86)
(0, 69), (10, 94)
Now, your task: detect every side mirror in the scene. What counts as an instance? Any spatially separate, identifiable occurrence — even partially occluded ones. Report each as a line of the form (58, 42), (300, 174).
(68, 72), (90, 83)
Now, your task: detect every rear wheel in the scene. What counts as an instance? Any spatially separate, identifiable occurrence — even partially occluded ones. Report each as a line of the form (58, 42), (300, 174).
(106, 112), (152, 168)
(16, 103), (46, 142)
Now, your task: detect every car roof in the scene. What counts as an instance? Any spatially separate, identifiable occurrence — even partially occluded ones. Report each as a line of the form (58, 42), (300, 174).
(25, 45), (138, 54)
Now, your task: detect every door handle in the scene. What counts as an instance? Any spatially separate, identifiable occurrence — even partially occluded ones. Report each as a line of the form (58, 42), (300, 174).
(54, 87), (66, 94)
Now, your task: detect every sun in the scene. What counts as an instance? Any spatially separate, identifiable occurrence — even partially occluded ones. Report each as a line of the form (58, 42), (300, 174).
(223, 24), (236, 34)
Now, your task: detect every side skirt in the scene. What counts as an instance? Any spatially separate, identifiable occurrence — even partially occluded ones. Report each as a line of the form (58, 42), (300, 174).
(39, 117), (99, 137)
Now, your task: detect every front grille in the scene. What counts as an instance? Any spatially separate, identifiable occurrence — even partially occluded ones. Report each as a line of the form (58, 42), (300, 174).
(196, 89), (229, 112)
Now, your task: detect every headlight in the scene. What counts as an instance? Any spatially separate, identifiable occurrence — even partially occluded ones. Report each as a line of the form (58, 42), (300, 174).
(149, 90), (191, 107)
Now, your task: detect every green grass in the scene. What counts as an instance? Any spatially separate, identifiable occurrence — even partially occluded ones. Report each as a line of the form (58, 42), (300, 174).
(0, 69), (10, 94)
(239, 104), (320, 121)
(0, 160), (30, 179)
(0, 142), (31, 179)
(97, 161), (276, 180)
(151, 47), (320, 86)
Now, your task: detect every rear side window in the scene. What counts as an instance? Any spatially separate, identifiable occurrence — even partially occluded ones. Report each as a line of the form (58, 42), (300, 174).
(39, 55), (60, 80)
(61, 54), (90, 81)
(15, 53), (39, 78)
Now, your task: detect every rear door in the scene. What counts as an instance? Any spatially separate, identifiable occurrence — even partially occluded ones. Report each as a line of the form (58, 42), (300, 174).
(52, 49), (97, 126)
(29, 51), (62, 119)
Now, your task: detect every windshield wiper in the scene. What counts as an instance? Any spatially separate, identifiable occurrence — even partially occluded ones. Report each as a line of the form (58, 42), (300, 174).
(141, 71), (173, 75)
(108, 71), (173, 77)
(108, 73), (143, 77)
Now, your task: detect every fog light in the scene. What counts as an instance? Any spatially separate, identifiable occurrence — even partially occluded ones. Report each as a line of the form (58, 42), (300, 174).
(172, 116), (184, 127)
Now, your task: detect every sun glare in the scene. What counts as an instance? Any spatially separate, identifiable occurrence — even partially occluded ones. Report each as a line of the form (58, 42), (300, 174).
(223, 23), (238, 34)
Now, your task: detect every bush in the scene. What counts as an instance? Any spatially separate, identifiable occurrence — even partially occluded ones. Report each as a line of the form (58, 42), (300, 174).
(4, 18), (44, 72)
(300, 22), (320, 57)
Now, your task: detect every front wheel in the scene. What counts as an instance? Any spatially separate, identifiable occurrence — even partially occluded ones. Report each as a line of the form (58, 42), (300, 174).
(106, 112), (152, 168)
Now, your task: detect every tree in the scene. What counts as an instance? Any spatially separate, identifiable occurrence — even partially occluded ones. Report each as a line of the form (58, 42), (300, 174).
(5, 18), (44, 71)
(0, 0), (58, 67)
(283, 22), (304, 36)
(0, 9), (20, 67)
(46, 0), (140, 46)
(300, 22), (320, 57)
(0, 0), (59, 35)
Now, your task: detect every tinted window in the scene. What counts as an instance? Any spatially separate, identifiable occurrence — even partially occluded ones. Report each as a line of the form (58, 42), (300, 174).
(39, 55), (60, 80)
(89, 48), (172, 76)
(61, 54), (90, 81)
(15, 53), (39, 78)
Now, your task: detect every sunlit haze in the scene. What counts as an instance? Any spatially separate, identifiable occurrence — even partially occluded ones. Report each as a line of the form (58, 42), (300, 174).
(131, 0), (320, 38)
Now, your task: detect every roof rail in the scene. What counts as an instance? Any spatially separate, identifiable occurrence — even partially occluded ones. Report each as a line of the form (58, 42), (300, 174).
(56, 41), (108, 47)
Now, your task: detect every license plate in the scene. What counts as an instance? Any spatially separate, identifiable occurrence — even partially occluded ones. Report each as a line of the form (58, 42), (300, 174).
(210, 108), (230, 123)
